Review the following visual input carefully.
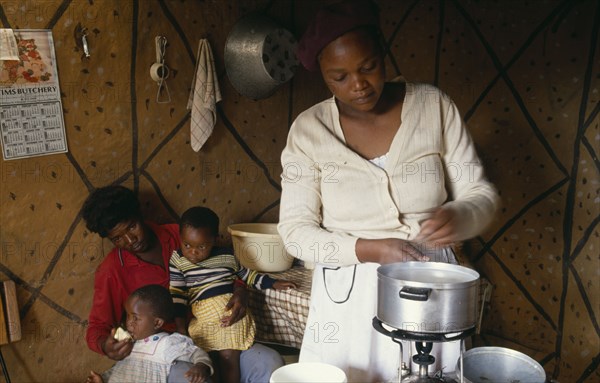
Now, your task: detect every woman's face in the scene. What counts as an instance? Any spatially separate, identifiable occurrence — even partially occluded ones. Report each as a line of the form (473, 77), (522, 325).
(107, 218), (152, 254)
(180, 226), (215, 264)
(125, 296), (159, 340)
(319, 28), (385, 113)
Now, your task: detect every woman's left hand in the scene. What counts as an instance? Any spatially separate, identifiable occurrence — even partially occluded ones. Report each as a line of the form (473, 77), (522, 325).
(221, 284), (248, 327)
(415, 207), (460, 245)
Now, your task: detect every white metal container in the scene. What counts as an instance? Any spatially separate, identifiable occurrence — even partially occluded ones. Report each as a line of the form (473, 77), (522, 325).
(270, 362), (347, 383)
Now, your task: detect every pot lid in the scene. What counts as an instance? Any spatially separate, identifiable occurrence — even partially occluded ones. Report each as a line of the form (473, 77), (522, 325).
(378, 262), (479, 286)
(456, 347), (546, 383)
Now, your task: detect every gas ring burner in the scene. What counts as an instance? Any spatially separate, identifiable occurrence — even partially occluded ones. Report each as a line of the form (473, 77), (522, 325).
(372, 317), (476, 343)
(373, 317), (474, 383)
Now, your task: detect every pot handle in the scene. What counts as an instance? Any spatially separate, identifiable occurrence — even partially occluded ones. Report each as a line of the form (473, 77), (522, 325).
(399, 286), (431, 301)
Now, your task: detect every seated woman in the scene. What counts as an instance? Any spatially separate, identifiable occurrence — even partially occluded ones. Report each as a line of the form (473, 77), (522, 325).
(81, 185), (284, 382)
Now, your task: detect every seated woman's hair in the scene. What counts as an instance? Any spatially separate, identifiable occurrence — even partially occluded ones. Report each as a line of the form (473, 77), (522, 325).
(81, 185), (142, 238)
(180, 206), (220, 237)
(130, 284), (175, 323)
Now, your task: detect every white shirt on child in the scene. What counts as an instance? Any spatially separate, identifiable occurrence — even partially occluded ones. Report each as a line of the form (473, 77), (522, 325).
(102, 332), (212, 382)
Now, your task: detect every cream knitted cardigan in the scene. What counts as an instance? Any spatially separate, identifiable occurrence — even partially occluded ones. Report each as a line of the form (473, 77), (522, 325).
(278, 82), (498, 266)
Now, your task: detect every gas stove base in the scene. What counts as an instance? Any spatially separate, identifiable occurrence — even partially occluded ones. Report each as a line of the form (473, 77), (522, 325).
(399, 375), (458, 383)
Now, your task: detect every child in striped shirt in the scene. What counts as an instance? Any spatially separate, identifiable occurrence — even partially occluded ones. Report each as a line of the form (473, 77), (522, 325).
(169, 206), (296, 383)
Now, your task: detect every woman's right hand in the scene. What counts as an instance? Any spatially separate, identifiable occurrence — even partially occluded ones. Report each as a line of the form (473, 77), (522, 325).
(356, 238), (430, 265)
(221, 284), (248, 327)
(101, 329), (133, 361)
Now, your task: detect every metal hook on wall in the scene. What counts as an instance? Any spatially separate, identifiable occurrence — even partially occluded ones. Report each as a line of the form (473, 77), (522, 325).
(150, 36), (171, 103)
(74, 23), (90, 59)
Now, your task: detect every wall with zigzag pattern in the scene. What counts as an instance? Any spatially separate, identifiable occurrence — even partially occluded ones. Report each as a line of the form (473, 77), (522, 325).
(0, 0), (597, 382)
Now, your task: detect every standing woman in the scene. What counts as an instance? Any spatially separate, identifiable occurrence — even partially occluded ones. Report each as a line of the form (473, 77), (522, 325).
(278, 0), (499, 382)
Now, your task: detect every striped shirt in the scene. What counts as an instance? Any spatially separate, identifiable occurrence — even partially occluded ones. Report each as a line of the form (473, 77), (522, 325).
(169, 247), (276, 313)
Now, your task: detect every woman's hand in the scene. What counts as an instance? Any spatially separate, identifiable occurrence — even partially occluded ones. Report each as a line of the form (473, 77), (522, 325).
(101, 328), (133, 361)
(356, 238), (429, 265)
(415, 207), (460, 245)
(221, 284), (248, 327)
(185, 363), (211, 383)
(273, 280), (298, 290)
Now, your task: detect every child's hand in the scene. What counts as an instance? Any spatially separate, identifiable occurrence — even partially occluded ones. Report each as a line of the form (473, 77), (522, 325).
(85, 370), (103, 383)
(273, 280), (297, 290)
(185, 363), (211, 383)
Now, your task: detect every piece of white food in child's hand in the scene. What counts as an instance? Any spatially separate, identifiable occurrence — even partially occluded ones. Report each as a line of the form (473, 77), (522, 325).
(114, 327), (132, 341)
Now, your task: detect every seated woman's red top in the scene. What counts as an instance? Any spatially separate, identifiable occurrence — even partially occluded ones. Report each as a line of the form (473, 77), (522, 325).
(86, 222), (180, 355)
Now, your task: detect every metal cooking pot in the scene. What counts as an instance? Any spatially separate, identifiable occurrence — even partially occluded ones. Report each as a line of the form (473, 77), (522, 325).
(455, 347), (547, 383)
(377, 262), (479, 334)
(224, 13), (299, 100)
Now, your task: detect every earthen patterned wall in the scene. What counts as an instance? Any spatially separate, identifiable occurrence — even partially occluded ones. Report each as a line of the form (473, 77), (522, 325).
(0, 1), (597, 382)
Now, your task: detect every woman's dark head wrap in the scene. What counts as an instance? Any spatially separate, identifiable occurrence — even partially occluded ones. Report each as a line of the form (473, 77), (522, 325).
(296, 0), (380, 72)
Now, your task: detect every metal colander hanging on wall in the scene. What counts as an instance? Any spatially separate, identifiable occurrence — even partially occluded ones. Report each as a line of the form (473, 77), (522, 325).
(224, 13), (299, 100)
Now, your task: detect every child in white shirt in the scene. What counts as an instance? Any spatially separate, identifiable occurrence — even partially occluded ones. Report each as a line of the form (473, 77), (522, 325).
(86, 284), (212, 383)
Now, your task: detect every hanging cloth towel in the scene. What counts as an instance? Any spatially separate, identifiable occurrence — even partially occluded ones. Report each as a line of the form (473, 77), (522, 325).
(187, 39), (222, 152)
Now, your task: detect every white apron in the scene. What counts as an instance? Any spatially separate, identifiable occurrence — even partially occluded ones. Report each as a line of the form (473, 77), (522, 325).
(299, 248), (461, 383)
